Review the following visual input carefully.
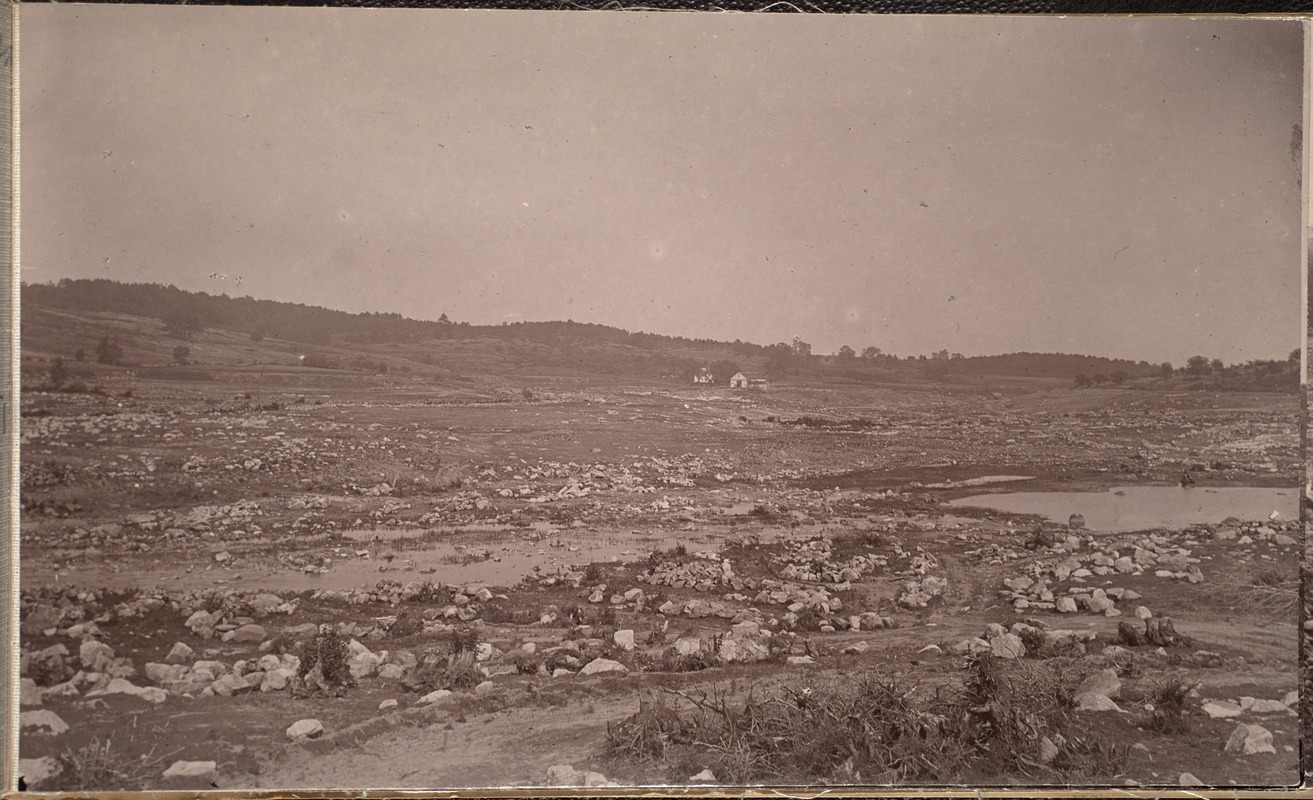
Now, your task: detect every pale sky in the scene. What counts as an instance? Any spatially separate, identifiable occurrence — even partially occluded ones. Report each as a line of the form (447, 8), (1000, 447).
(20, 8), (1306, 364)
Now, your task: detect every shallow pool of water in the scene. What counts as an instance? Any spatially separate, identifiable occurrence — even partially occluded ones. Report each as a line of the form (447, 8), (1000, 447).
(948, 486), (1296, 533)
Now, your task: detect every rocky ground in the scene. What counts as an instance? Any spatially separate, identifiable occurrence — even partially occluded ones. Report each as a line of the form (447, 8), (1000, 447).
(16, 378), (1301, 790)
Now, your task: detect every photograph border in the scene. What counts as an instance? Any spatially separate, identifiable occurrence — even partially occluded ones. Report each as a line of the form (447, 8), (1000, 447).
(3, 3), (1310, 797)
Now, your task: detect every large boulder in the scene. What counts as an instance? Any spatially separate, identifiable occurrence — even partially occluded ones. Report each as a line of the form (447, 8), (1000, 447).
(580, 658), (628, 676)
(88, 677), (168, 704)
(226, 624), (268, 644)
(286, 718), (325, 740)
(162, 761), (217, 781)
(1075, 669), (1121, 699)
(165, 642), (195, 665)
(989, 633), (1025, 660)
(79, 639), (116, 672)
(18, 756), (63, 788)
(1224, 724), (1275, 756)
(20, 710), (69, 735)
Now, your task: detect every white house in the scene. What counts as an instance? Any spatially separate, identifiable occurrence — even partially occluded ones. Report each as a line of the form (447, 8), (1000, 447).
(692, 368), (715, 385)
(729, 372), (749, 389)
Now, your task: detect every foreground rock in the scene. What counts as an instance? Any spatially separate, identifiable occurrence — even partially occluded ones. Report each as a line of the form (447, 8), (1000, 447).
(286, 718), (325, 741)
(162, 760), (217, 781)
(1223, 723), (1275, 756)
(18, 757), (62, 788)
(545, 764), (617, 787)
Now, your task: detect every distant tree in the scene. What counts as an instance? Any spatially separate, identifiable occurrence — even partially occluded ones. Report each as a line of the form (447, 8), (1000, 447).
(764, 346), (791, 381)
(932, 349), (950, 360)
(710, 360), (740, 385)
(48, 357), (68, 388)
(837, 345), (856, 360)
(1289, 349), (1301, 364)
(95, 336), (123, 366)
(790, 337), (812, 357)
(861, 346), (881, 360)
(438, 313), (451, 324)
(1210, 358), (1225, 373)
(1160, 362), (1174, 378)
(1091, 373), (1109, 385)
(250, 327), (265, 342)
(172, 345), (190, 365)
(1185, 355), (1212, 376)
(1110, 370), (1127, 385)
(951, 353), (964, 360)
(163, 313), (203, 341)
(1074, 374), (1093, 388)
(73, 348), (85, 362)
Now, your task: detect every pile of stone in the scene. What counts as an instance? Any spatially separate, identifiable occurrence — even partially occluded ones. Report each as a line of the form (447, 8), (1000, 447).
(897, 575), (948, 608)
(950, 621), (1099, 660)
(640, 555), (748, 592)
(1002, 576), (1141, 616)
(772, 537), (889, 584)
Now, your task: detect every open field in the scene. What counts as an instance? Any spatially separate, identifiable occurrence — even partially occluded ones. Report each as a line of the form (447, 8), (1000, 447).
(16, 345), (1302, 791)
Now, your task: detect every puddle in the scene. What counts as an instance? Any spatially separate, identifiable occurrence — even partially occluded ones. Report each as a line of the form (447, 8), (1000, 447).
(925, 475), (1035, 489)
(948, 486), (1297, 533)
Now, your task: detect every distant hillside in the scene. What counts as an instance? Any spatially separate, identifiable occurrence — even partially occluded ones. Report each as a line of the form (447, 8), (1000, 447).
(21, 279), (1289, 389)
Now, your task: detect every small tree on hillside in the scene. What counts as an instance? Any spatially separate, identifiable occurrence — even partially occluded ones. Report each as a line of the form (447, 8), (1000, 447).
(1111, 370), (1127, 385)
(1074, 374), (1093, 388)
(96, 336), (123, 366)
(73, 348), (85, 362)
(48, 357), (68, 388)
(1091, 373), (1109, 385)
(1210, 358), (1224, 373)
(861, 346), (881, 359)
(1160, 362), (1174, 378)
(172, 345), (191, 365)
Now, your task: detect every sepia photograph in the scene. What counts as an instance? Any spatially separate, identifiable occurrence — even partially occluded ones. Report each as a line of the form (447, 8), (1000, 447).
(12, 7), (1308, 792)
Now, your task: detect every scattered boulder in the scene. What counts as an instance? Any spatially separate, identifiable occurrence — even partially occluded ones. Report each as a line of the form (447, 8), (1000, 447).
(1201, 700), (1243, 719)
(989, 633), (1025, 660)
(88, 677), (168, 704)
(417, 689), (453, 705)
(545, 764), (616, 787)
(18, 757), (63, 788)
(19, 678), (43, 707)
(227, 624), (268, 644)
(579, 658), (628, 676)
(162, 761), (217, 781)
(1073, 692), (1125, 713)
(165, 642), (195, 665)
(1224, 723), (1275, 756)
(1075, 669), (1121, 699)
(20, 710), (69, 735)
(286, 718), (324, 741)
(79, 639), (115, 672)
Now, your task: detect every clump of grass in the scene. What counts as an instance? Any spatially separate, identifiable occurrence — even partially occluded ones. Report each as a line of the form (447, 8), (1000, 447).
(583, 563), (605, 583)
(448, 625), (479, 655)
(57, 737), (166, 791)
(294, 629), (356, 697)
(389, 609), (424, 638)
(604, 656), (1126, 784)
(412, 649), (484, 692)
(1145, 675), (1197, 735)
(594, 605), (618, 627)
